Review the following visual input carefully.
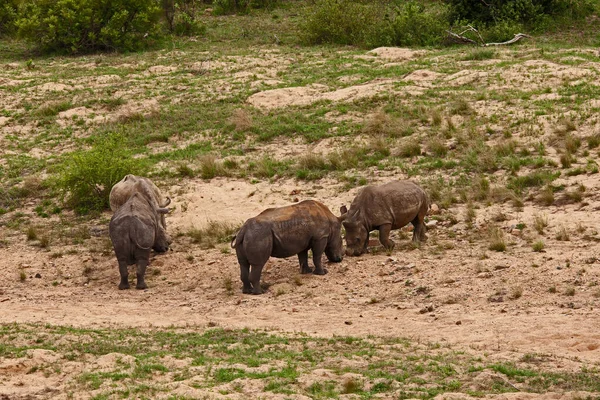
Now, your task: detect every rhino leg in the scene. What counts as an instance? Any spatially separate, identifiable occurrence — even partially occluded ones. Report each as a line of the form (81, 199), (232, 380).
(311, 238), (328, 275)
(136, 259), (148, 290)
(298, 249), (312, 274)
(118, 260), (130, 290)
(412, 215), (427, 242)
(378, 224), (395, 250)
(249, 264), (264, 295)
(239, 258), (253, 294)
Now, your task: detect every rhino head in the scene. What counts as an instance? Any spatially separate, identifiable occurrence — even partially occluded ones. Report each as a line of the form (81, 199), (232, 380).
(324, 207), (347, 263)
(152, 206), (171, 253)
(340, 205), (368, 256)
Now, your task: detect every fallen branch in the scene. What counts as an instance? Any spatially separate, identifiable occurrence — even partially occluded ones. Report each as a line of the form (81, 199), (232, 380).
(483, 33), (531, 46)
(446, 26), (530, 47)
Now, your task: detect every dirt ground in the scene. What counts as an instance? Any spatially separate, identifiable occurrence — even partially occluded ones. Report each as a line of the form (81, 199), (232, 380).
(1, 43), (600, 398)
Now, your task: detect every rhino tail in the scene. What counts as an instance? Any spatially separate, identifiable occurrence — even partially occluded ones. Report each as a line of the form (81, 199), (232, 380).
(230, 224), (246, 249)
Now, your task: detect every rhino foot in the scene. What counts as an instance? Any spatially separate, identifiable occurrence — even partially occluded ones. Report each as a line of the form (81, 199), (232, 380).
(136, 282), (148, 290)
(118, 282), (130, 290)
(242, 287), (253, 294)
(313, 268), (328, 275)
(300, 268), (313, 274)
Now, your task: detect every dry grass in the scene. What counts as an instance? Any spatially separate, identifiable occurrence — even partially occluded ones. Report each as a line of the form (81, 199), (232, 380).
(187, 220), (240, 249)
(535, 186), (554, 206)
(533, 213), (548, 234)
(229, 108), (253, 132)
(509, 286), (523, 299)
(488, 227), (506, 252)
(555, 226), (570, 241)
(199, 155), (225, 180)
(532, 240), (545, 252)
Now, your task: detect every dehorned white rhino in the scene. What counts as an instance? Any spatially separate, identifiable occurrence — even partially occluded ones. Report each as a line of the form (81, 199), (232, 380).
(341, 180), (429, 256)
(108, 176), (171, 290)
(231, 200), (345, 295)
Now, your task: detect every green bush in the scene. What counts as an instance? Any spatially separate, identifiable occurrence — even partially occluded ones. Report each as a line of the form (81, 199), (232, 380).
(301, 0), (450, 48)
(445, 0), (595, 30)
(390, 1), (451, 46)
(162, 0), (207, 36)
(15, 0), (162, 54)
(301, 0), (388, 46)
(213, 0), (278, 15)
(0, 0), (19, 37)
(53, 133), (149, 214)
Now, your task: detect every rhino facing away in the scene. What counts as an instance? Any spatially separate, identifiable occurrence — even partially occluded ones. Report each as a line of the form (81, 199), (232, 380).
(231, 200), (345, 295)
(108, 177), (170, 290)
(342, 180), (429, 256)
(110, 174), (171, 235)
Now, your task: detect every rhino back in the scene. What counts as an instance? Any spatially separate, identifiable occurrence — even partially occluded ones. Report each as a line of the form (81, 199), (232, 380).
(244, 200), (333, 259)
(351, 181), (428, 229)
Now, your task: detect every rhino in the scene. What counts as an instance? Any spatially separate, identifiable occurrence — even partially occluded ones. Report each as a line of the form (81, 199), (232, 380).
(110, 174), (171, 235)
(108, 176), (171, 290)
(231, 200), (345, 295)
(341, 180), (429, 256)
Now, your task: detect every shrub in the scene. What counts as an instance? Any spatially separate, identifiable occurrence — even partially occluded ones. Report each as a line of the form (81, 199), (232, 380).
(301, 0), (450, 47)
(16, 0), (162, 54)
(0, 0), (19, 37)
(162, 0), (207, 36)
(390, 1), (451, 47)
(53, 133), (148, 214)
(213, 0), (277, 15)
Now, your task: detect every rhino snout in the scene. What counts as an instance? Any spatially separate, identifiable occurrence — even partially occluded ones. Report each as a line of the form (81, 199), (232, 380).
(345, 248), (363, 257)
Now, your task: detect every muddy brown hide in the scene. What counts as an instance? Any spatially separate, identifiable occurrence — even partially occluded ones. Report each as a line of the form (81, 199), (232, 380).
(108, 179), (170, 290)
(232, 200), (345, 295)
(109, 175), (171, 241)
(342, 180), (429, 256)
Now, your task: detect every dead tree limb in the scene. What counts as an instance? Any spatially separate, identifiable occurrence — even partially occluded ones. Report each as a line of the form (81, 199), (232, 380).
(482, 33), (531, 46)
(446, 26), (530, 47)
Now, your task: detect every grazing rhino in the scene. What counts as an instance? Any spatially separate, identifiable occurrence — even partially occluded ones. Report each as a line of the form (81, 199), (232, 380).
(231, 200), (345, 295)
(341, 180), (429, 256)
(108, 177), (171, 290)
(110, 174), (171, 234)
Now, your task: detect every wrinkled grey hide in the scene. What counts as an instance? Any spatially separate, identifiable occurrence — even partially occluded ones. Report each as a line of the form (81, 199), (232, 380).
(232, 200), (345, 295)
(108, 177), (170, 290)
(342, 180), (429, 256)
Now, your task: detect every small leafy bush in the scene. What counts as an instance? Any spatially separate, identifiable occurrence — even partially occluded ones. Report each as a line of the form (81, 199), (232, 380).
(213, 0), (278, 15)
(16, 0), (162, 54)
(162, 0), (207, 36)
(0, 0), (19, 37)
(301, 0), (450, 47)
(53, 133), (148, 214)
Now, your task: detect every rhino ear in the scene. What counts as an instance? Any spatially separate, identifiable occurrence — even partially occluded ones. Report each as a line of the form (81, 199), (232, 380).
(157, 207), (170, 214)
(339, 205), (348, 221)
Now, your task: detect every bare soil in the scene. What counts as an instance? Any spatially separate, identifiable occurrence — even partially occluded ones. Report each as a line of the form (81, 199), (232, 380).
(1, 45), (600, 399)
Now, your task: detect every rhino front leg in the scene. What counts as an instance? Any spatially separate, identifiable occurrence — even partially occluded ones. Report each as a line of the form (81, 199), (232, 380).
(298, 249), (312, 274)
(117, 260), (130, 290)
(249, 264), (265, 295)
(135, 259), (148, 290)
(378, 224), (395, 250)
(311, 238), (328, 275)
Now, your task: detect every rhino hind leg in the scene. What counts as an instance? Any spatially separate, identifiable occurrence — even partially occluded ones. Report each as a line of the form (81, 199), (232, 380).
(136, 260), (148, 290)
(239, 258), (253, 294)
(411, 215), (427, 242)
(298, 250), (313, 274)
(249, 264), (265, 295)
(311, 238), (328, 275)
(378, 224), (395, 250)
(117, 260), (130, 290)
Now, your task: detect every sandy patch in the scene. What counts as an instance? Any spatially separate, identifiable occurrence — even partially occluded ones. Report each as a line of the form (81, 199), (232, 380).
(31, 82), (74, 92)
(367, 47), (426, 61)
(146, 65), (178, 75)
(402, 69), (444, 87)
(247, 79), (399, 110)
